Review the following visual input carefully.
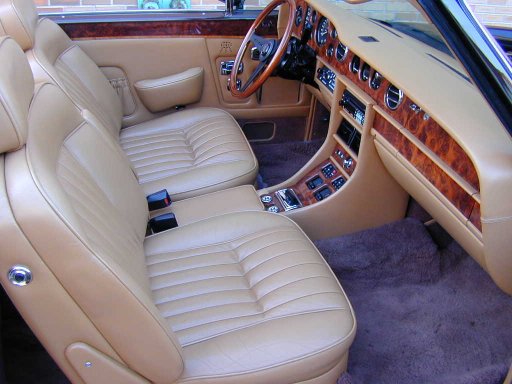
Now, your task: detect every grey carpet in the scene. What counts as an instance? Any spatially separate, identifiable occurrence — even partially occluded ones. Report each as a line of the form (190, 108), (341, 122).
(315, 218), (512, 384)
(252, 139), (324, 188)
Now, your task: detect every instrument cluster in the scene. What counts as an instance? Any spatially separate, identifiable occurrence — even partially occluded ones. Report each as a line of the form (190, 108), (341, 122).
(292, 0), (398, 110)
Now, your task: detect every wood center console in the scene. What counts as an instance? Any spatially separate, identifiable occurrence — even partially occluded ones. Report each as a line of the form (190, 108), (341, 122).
(261, 140), (357, 212)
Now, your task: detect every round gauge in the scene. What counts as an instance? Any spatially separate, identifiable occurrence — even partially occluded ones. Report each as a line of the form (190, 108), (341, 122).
(331, 28), (337, 39)
(305, 6), (312, 23)
(316, 17), (329, 47)
(360, 63), (371, 81)
(327, 44), (334, 57)
(295, 6), (303, 27)
(336, 42), (348, 62)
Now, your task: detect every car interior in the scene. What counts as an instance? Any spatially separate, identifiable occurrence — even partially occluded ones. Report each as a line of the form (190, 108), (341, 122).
(0, 0), (511, 382)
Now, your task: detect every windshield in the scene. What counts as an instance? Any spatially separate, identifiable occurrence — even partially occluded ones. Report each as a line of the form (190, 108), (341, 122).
(332, 0), (450, 55)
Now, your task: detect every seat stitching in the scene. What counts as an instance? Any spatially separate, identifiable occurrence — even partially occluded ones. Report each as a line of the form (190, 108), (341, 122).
(242, 248), (314, 276)
(120, 133), (186, 145)
(123, 147), (192, 159)
(135, 159), (251, 181)
(150, 275), (245, 292)
(254, 275), (334, 302)
(148, 246), (310, 279)
(169, 292), (344, 331)
(249, 262), (326, 290)
(121, 140), (191, 152)
(159, 299), (258, 319)
(186, 125), (235, 145)
(131, 159), (195, 171)
(144, 228), (298, 257)
(194, 145), (249, 163)
(185, 119), (230, 140)
(238, 240), (309, 263)
(148, 259), (241, 279)
(123, 144), (192, 156)
(120, 115), (226, 142)
(153, 287), (251, 305)
(150, 272), (245, 290)
(176, 307), (346, 347)
(155, 275), (332, 307)
(146, 247), (232, 266)
(191, 135), (243, 155)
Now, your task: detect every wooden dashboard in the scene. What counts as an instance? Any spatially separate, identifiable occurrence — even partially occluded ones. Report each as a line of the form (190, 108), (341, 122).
(291, 0), (482, 232)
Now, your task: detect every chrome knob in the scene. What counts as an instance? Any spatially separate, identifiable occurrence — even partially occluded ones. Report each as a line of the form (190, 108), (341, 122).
(261, 195), (273, 204)
(8, 265), (32, 286)
(343, 158), (353, 169)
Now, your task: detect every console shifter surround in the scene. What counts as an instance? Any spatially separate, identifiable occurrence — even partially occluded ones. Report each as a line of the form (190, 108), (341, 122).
(275, 188), (303, 211)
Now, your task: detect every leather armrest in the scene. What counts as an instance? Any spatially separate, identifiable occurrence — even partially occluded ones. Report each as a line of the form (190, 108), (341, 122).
(134, 67), (203, 113)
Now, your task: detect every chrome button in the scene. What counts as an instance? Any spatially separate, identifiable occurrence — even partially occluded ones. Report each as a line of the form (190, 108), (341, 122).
(261, 195), (273, 204)
(8, 265), (32, 286)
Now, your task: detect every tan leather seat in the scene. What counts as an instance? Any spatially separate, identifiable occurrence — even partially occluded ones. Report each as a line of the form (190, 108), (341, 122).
(0, 36), (355, 384)
(0, 0), (258, 200)
(120, 108), (257, 199)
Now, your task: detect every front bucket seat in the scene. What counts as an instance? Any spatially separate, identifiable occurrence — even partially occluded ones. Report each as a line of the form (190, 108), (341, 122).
(0, 0), (258, 200)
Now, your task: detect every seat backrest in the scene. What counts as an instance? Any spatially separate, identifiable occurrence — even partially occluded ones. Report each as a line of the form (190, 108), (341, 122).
(0, 0), (123, 138)
(0, 35), (184, 383)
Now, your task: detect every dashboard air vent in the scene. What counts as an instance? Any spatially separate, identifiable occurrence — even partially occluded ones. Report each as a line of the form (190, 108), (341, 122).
(370, 71), (382, 90)
(350, 55), (360, 74)
(385, 84), (404, 110)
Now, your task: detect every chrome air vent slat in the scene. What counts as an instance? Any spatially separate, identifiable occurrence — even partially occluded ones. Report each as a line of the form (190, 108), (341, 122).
(385, 84), (404, 110)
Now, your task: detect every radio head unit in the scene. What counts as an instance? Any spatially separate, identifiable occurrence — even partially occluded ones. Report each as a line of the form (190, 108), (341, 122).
(340, 90), (366, 125)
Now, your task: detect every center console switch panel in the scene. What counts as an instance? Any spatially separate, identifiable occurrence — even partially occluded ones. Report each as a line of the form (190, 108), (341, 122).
(321, 163), (337, 178)
(332, 177), (346, 190)
(314, 187), (331, 201)
(306, 175), (323, 190)
(276, 188), (303, 211)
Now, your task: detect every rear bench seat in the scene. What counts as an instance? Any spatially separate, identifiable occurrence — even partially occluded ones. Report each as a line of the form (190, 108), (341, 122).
(0, 36), (356, 384)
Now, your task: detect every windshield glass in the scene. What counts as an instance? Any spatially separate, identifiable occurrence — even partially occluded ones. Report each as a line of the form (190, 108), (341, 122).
(332, 0), (451, 55)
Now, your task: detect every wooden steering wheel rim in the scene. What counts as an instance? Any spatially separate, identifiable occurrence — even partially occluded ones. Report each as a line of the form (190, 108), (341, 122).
(229, 0), (296, 99)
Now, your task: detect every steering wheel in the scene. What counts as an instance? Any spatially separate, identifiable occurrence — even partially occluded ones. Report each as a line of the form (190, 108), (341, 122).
(229, 0), (296, 98)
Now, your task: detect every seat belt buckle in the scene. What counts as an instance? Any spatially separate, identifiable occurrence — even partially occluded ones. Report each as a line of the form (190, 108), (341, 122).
(147, 189), (171, 211)
(149, 213), (178, 233)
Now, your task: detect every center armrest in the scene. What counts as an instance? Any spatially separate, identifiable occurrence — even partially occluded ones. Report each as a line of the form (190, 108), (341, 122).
(149, 185), (264, 226)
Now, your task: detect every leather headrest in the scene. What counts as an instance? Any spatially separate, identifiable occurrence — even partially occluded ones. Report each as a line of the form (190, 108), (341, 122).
(0, 0), (38, 50)
(0, 36), (33, 153)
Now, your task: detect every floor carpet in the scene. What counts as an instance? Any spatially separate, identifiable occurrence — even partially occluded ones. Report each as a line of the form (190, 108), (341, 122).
(314, 218), (512, 384)
(252, 139), (324, 188)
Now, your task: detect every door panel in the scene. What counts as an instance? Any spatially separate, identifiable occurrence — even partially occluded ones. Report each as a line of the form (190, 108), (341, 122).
(57, 16), (310, 126)
(205, 38), (310, 113)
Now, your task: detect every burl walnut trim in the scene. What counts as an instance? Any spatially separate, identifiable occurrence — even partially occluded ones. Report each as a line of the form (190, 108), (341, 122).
(60, 16), (278, 39)
(292, 0), (479, 192)
(374, 114), (481, 229)
(280, 145), (356, 208)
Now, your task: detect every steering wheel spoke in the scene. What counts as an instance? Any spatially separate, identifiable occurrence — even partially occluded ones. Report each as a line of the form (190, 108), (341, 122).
(229, 0), (295, 99)
(241, 62), (266, 92)
(250, 34), (269, 52)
